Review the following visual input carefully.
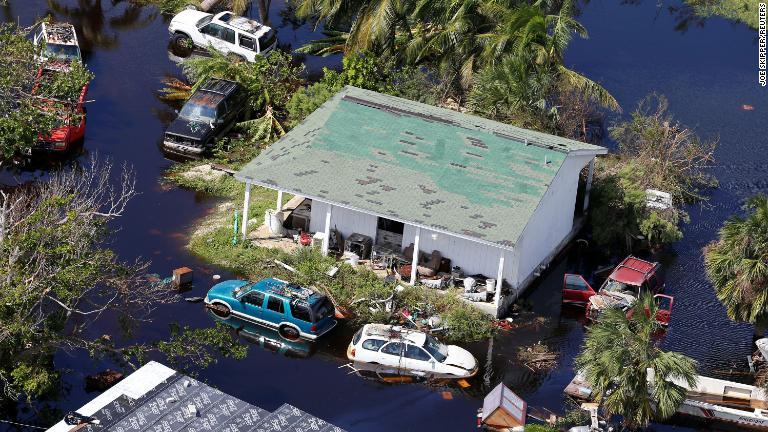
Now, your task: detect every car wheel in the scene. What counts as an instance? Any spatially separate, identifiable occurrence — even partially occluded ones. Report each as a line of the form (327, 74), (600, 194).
(278, 325), (301, 341)
(208, 303), (232, 319)
(172, 33), (194, 56)
(227, 52), (247, 63)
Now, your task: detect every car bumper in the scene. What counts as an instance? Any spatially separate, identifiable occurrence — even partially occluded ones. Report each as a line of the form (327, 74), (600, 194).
(163, 140), (205, 157)
(302, 319), (337, 340)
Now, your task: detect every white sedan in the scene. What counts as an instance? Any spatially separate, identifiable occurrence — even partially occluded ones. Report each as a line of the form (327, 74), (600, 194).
(346, 324), (478, 379)
(168, 10), (277, 62)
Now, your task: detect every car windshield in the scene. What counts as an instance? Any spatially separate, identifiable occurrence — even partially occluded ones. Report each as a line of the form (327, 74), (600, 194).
(197, 15), (213, 28)
(179, 102), (217, 121)
(232, 282), (256, 298)
(422, 335), (448, 363)
(603, 279), (636, 296)
(310, 297), (335, 322)
(45, 43), (80, 61)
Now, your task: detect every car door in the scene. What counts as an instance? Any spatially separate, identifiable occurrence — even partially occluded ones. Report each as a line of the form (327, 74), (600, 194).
(563, 274), (595, 305)
(199, 23), (232, 53)
(262, 294), (286, 328)
(403, 344), (433, 376)
(654, 294), (674, 326)
(237, 34), (257, 59)
(240, 290), (265, 322)
(379, 342), (405, 370)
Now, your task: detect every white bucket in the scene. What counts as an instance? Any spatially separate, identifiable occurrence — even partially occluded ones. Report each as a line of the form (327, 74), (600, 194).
(264, 209), (284, 235)
(486, 278), (496, 293)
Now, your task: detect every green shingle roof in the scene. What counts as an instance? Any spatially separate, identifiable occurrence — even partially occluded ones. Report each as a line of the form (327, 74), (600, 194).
(236, 86), (606, 249)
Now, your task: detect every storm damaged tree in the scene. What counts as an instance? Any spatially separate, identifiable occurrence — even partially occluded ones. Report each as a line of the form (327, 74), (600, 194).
(0, 156), (162, 400)
(589, 94), (717, 249)
(0, 156), (248, 402)
(0, 23), (94, 161)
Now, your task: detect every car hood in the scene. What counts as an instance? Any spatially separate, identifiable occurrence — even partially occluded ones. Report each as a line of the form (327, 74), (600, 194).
(206, 279), (250, 300)
(171, 9), (212, 27)
(165, 117), (213, 142)
(590, 292), (635, 311)
(444, 345), (477, 371)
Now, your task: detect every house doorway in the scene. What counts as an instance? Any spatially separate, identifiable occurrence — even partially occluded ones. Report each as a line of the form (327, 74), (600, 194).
(376, 217), (404, 251)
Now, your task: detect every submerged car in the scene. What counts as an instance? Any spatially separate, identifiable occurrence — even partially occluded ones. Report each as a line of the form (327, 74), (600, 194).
(33, 22), (82, 65)
(562, 256), (673, 325)
(168, 10), (277, 61)
(162, 78), (246, 156)
(31, 66), (89, 152)
(347, 324), (478, 379)
(204, 277), (337, 341)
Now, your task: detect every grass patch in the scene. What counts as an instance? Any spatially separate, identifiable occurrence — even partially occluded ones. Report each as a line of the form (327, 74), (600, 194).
(686, 0), (759, 28)
(187, 203), (495, 343)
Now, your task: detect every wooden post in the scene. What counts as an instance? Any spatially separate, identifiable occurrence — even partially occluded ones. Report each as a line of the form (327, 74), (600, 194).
(321, 205), (332, 256)
(276, 190), (283, 211)
(409, 227), (421, 285)
(583, 158), (595, 212)
(241, 182), (251, 239)
(494, 252), (505, 312)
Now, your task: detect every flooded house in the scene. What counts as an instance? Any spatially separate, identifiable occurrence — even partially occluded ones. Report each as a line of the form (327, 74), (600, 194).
(235, 86), (606, 316)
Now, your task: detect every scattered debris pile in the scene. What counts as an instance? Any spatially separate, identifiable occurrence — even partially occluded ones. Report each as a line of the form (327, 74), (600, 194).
(518, 342), (558, 371)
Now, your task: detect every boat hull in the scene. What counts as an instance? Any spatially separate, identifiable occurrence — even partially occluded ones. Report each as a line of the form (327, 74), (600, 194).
(677, 399), (768, 430)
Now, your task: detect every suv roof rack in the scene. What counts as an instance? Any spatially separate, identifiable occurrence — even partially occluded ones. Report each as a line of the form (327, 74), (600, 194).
(265, 279), (315, 301)
(199, 78), (240, 96)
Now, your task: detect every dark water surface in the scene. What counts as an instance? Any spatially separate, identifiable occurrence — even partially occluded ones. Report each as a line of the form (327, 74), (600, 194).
(1, 0), (764, 431)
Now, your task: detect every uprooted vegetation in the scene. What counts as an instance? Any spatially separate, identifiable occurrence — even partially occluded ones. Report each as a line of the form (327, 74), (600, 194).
(187, 202), (495, 343)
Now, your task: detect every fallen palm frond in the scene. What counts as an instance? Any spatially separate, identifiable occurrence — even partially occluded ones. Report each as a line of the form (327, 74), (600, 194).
(159, 77), (192, 101)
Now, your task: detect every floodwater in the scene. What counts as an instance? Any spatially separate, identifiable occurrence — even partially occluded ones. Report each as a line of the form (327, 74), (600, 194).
(0, 0), (764, 431)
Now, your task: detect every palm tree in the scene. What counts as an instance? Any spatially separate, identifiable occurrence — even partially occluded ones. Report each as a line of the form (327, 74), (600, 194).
(296, 0), (414, 55)
(705, 195), (768, 323)
(468, 53), (557, 129)
(575, 294), (698, 429)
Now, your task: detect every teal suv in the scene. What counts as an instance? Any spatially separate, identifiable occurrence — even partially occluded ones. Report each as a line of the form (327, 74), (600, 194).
(204, 278), (337, 341)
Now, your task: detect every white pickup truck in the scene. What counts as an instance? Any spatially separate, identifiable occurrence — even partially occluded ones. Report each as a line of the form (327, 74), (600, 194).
(168, 10), (277, 62)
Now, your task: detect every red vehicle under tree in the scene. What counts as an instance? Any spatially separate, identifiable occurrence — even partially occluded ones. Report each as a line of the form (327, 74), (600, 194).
(562, 256), (674, 326)
(32, 66), (89, 152)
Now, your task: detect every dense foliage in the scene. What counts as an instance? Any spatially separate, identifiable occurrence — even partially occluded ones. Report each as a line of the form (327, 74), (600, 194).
(286, 52), (440, 128)
(589, 94), (717, 249)
(295, 0), (618, 113)
(575, 294), (698, 428)
(705, 195), (768, 323)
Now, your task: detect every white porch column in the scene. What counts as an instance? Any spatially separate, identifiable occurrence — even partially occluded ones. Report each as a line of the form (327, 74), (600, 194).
(409, 227), (421, 285)
(494, 252), (505, 310)
(241, 182), (251, 239)
(276, 190), (283, 211)
(583, 158), (595, 212)
(321, 205), (332, 256)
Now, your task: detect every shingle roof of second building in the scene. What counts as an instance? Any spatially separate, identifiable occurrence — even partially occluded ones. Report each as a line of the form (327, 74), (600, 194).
(236, 86), (606, 248)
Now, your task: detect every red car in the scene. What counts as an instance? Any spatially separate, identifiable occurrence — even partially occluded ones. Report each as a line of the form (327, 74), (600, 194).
(32, 67), (89, 152)
(563, 256), (674, 325)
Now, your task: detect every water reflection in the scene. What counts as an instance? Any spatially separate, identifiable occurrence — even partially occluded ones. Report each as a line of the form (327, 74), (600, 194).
(208, 311), (317, 358)
(46, 0), (159, 51)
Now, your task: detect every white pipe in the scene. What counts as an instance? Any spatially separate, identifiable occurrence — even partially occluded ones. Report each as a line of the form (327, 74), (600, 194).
(494, 252), (505, 312)
(276, 190), (283, 211)
(241, 182), (251, 239)
(409, 227), (421, 285)
(322, 205), (332, 256)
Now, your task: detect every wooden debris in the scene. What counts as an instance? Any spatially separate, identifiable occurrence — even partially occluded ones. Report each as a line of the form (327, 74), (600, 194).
(518, 342), (558, 371)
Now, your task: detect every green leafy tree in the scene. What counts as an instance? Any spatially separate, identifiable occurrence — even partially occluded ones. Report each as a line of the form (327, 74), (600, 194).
(590, 94), (716, 249)
(705, 195), (768, 323)
(575, 294), (698, 428)
(286, 52), (438, 127)
(0, 24), (94, 160)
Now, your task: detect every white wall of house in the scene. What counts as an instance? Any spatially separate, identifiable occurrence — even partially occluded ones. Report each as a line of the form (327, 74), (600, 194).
(401, 225), (514, 284)
(309, 200), (378, 240)
(511, 154), (594, 287)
